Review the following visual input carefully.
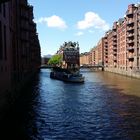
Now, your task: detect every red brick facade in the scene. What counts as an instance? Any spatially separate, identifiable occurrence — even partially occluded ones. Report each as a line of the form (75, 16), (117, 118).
(80, 3), (140, 74)
(0, 0), (41, 94)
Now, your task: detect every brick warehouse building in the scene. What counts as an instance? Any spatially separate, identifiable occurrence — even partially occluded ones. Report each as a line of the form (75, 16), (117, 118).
(80, 3), (140, 78)
(57, 41), (80, 70)
(105, 3), (140, 77)
(126, 4), (140, 70)
(0, 0), (41, 112)
(117, 18), (127, 70)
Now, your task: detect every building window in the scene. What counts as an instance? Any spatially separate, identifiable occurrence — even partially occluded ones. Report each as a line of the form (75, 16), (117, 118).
(4, 25), (7, 60)
(0, 21), (3, 60)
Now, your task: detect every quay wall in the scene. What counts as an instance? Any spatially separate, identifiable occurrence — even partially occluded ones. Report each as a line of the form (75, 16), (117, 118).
(104, 68), (140, 79)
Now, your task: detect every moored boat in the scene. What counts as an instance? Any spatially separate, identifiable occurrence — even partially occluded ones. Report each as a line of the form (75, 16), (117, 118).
(50, 71), (85, 83)
(49, 41), (85, 83)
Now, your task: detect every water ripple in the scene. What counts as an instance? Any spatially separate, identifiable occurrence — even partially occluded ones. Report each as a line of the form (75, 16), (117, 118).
(5, 68), (140, 140)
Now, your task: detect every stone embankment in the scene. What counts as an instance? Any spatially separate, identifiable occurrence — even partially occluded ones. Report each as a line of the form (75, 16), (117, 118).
(104, 68), (140, 79)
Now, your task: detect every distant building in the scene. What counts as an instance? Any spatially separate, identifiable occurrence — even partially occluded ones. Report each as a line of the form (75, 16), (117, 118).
(103, 35), (108, 67)
(41, 55), (52, 65)
(96, 38), (104, 66)
(117, 18), (127, 70)
(57, 41), (80, 70)
(107, 22), (117, 68)
(125, 4), (140, 71)
(80, 52), (90, 66)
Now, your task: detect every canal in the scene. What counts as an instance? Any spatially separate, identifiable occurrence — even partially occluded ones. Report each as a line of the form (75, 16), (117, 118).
(1, 68), (140, 140)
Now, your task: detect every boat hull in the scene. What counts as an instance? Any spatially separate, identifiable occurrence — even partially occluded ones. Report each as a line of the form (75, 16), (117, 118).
(50, 72), (84, 83)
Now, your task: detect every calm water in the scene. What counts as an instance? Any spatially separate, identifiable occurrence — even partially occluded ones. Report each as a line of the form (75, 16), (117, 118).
(1, 68), (140, 140)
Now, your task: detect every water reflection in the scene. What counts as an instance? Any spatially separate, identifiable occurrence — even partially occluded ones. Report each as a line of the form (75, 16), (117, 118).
(1, 68), (140, 140)
(95, 71), (140, 96)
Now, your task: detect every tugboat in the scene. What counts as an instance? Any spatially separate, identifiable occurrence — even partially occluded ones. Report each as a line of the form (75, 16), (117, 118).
(50, 41), (85, 83)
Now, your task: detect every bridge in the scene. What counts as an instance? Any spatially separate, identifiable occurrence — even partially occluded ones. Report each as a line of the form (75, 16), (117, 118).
(80, 65), (104, 71)
(40, 64), (104, 71)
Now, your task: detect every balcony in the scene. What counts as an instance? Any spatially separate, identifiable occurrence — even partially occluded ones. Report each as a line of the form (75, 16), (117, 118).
(113, 51), (117, 55)
(126, 10), (133, 16)
(128, 62), (133, 68)
(127, 33), (134, 38)
(127, 39), (134, 44)
(113, 37), (117, 41)
(127, 53), (134, 60)
(113, 46), (117, 51)
(137, 18), (140, 22)
(104, 39), (108, 43)
(127, 27), (134, 32)
(113, 32), (117, 37)
(104, 49), (108, 52)
(113, 42), (117, 46)
(127, 46), (134, 51)
(114, 63), (117, 67)
(113, 57), (117, 62)
(127, 20), (134, 26)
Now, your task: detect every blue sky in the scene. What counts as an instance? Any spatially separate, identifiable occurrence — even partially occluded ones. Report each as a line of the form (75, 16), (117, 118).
(28, 0), (139, 56)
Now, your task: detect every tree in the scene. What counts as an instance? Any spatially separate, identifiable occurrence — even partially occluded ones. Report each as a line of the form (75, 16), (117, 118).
(48, 54), (62, 66)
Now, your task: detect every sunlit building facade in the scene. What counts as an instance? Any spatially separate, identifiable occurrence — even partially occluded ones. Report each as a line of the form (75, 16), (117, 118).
(117, 18), (127, 70)
(125, 4), (140, 71)
(80, 52), (90, 66)
(80, 3), (140, 78)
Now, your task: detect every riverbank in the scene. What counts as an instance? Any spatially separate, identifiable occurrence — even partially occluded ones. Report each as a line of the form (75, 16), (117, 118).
(104, 67), (140, 79)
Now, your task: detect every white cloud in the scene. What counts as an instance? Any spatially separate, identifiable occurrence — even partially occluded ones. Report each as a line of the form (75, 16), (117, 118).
(77, 12), (109, 31)
(75, 31), (84, 36)
(36, 15), (67, 29)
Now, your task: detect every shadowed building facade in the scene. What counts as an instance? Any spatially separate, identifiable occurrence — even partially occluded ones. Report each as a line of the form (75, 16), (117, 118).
(0, 2), (11, 96)
(0, 0), (41, 112)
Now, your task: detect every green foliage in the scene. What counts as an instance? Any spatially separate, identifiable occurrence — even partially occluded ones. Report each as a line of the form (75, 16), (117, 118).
(48, 54), (62, 66)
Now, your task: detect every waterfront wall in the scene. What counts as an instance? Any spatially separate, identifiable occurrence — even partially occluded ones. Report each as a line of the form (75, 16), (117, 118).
(104, 67), (140, 79)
